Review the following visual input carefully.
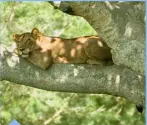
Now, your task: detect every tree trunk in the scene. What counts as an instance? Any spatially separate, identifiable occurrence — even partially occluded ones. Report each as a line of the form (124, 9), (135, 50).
(60, 2), (145, 75)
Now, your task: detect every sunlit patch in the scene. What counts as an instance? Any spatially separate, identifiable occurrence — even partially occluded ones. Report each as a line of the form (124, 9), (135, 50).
(138, 75), (143, 83)
(60, 48), (65, 55)
(115, 75), (120, 84)
(76, 45), (82, 50)
(105, 1), (114, 10)
(124, 26), (132, 37)
(43, 56), (49, 62)
(97, 41), (103, 47)
(35, 72), (40, 78)
(96, 105), (106, 112)
(115, 74), (120, 90)
(91, 4), (96, 8)
(55, 57), (68, 63)
(79, 66), (85, 70)
(0, 45), (7, 57)
(73, 68), (79, 76)
(6, 55), (20, 67)
(115, 5), (120, 9)
(58, 75), (68, 83)
(107, 74), (112, 86)
(59, 42), (64, 48)
(70, 48), (76, 57)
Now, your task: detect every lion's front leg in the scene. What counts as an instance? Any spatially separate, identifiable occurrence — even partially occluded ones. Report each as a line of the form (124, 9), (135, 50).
(27, 50), (53, 69)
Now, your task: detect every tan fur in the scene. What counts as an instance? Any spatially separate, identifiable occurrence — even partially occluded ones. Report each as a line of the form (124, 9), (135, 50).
(13, 28), (112, 69)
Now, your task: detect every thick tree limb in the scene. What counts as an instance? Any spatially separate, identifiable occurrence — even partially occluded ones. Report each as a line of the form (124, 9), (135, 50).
(0, 48), (145, 106)
(0, 2), (145, 107)
(59, 2), (145, 75)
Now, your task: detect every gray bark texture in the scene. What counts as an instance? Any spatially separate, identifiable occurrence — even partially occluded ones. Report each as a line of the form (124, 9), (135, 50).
(0, 2), (145, 106)
(0, 46), (145, 106)
(60, 1), (145, 75)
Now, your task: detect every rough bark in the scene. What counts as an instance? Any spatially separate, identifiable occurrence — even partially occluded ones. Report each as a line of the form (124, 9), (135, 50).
(59, 2), (145, 75)
(0, 47), (145, 106)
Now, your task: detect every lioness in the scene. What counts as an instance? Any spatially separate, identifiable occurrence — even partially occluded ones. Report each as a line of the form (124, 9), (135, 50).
(13, 28), (112, 69)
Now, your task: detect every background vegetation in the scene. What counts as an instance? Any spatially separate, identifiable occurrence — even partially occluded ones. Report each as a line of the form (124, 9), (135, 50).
(0, 2), (145, 125)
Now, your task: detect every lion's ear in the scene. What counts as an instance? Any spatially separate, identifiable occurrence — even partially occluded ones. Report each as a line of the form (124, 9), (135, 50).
(12, 34), (20, 42)
(31, 28), (40, 38)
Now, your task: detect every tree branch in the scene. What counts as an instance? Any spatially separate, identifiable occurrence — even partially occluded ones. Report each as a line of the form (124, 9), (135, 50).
(0, 48), (145, 106)
(59, 2), (145, 75)
(0, 2), (145, 108)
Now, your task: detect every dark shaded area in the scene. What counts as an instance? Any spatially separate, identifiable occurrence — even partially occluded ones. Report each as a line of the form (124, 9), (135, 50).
(136, 104), (143, 113)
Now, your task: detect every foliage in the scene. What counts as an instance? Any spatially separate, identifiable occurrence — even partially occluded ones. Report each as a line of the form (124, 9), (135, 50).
(0, 2), (145, 125)
(0, 2), (96, 46)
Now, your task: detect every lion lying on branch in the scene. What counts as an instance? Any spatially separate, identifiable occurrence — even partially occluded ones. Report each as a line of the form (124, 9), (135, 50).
(13, 28), (112, 69)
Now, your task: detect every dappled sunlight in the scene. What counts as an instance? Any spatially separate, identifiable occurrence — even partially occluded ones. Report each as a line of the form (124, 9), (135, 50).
(107, 74), (113, 86)
(105, 1), (114, 10)
(59, 48), (65, 56)
(12, 28), (112, 69)
(6, 54), (20, 68)
(35, 72), (40, 79)
(105, 2), (120, 10)
(137, 75), (144, 83)
(115, 74), (120, 86)
(95, 105), (106, 112)
(0, 45), (20, 68)
(124, 26), (132, 37)
(107, 73), (120, 94)
(76, 44), (82, 50)
(1, 2), (145, 125)
(43, 56), (49, 62)
(97, 40), (104, 47)
(73, 68), (79, 77)
(70, 48), (76, 57)
(57, 73), (69, 83)
(115, 74), (121, 94)
(0, 45), (7, 57)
